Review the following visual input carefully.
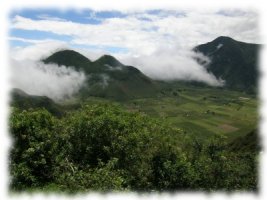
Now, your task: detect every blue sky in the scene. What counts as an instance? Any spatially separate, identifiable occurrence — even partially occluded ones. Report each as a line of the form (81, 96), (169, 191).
(10, 9), (127, 24)
(10, 9), (151, 54)
(10, 9), (129, 53)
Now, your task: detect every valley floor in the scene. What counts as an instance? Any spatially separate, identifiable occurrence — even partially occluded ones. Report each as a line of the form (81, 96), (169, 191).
(79, 83), (258, 142)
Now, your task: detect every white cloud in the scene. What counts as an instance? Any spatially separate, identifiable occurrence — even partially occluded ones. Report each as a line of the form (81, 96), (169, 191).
(9, 9), (258, 88)
(217, 44), (223, 49)
(10, 39), (68, 61)
(10, 59), (86, 101)
(37, 14), (67, 21)
(120, 47), (224, 86)
(9, 36), (57, 44)
(11, 9), (259, 53)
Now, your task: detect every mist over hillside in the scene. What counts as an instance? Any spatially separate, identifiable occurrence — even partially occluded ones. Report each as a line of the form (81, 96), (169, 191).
(10, 59), (86, 101)
(10, 36), (259, 100)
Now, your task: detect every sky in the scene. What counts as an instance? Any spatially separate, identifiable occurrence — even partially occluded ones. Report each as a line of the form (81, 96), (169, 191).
(8, 8), (259, 99)
(9, 9), (259, 57)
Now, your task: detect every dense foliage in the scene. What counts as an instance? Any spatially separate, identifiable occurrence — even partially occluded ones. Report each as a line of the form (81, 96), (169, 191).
(9, 104), (259, 193)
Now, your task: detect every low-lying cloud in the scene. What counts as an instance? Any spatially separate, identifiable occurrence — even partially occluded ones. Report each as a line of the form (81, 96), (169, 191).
(10, 43), (224, 100)
(10, 59), (86, 101)
(120, 48), (224, 86)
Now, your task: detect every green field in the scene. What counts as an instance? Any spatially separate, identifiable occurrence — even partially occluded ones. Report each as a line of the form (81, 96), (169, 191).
(79, 83), (258, 142)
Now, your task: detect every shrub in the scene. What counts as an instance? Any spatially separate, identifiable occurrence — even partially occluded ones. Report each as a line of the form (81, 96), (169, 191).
(9, 108), (57, 190)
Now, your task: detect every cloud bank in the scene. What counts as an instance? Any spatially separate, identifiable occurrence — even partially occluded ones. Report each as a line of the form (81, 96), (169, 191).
(121, 48), (224, 86)
(10, 59), (86, 101)
(9, 39), (224, 89)
(11, 9), (259, 55)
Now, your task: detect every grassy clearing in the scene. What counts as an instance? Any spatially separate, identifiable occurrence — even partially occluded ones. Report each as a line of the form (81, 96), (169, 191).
(121, 84), (258, 141)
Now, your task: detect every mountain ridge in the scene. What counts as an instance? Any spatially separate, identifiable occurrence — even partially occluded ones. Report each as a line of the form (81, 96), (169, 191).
(193, 36), (260, 93)
(43, 49), (158, 100)
(42, 36), (259, 99)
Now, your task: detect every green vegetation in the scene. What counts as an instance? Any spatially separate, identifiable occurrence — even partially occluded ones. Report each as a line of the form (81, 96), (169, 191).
(10, 103), (259, 192)
(122, 82), (258, 142)
(9, 81), (259, 192)
(9, 36), (260, 192)
(11, 89), (64, 117)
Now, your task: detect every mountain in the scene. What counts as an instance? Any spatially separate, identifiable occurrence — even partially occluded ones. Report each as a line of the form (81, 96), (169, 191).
(10, 88), (64, 117)
(193, 36), (260, 94)
(94, 54), (124, 67)
(43, 50), (158, 100)
(42, 36), (259, 100)
(43, 50), (93, 72)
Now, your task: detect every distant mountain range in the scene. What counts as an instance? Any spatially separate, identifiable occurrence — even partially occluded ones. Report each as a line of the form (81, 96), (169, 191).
(193, 36), (260, 94)
(11, 36), (260, 105)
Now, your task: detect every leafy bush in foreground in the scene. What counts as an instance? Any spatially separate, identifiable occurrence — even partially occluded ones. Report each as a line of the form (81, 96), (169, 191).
(10, 108), (57, 190)
(9, 104), (259, 192)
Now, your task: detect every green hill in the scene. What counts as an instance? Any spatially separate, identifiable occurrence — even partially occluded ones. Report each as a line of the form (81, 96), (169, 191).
(10, 88), (64, 117)
(94, 54), (124, 67)
(43, 50), (158, 100)
(43, 49), (93, 72)
(193, 36), (260, 94)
